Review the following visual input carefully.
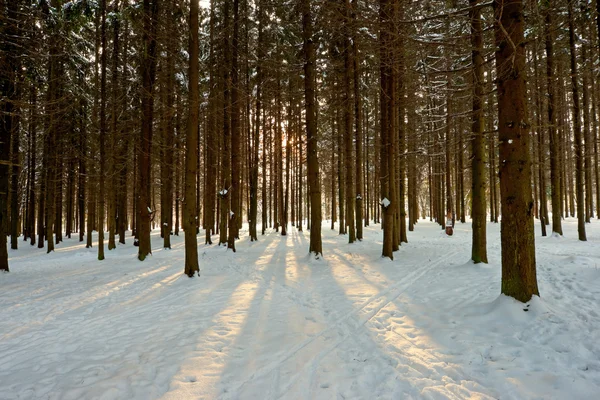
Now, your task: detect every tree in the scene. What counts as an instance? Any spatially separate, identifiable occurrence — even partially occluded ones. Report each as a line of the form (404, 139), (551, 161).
(343, 0), (356, 244)
(0, 0), (21, 271)
(379, 0), (395, 260)
(184, 0), (200, 278)
(98, 0), (107, 261)
(543, 0), (562, 236)
(470, 0), (487, 263)
(567, 0), (586, 241)
(301, 0), (323, 257)
(494, 0), (539, 302)
(138, 0), (159, 261)
(229, 0), (240, 249)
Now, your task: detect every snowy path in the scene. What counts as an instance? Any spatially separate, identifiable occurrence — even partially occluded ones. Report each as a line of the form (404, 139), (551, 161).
(1, 218), (600, 399)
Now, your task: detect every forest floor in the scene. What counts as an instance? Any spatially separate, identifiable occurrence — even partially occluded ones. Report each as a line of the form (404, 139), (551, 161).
(1, 217), (600, 400)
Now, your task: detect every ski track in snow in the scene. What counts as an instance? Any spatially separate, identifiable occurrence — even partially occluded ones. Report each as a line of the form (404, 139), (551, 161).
(1, 218), (599, 399)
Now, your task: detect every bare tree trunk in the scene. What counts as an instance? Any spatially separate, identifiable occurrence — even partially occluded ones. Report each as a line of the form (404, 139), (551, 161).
(29, 85), (37, 245)
(494, 0), (539, 302)
(229, 0), (240, 249)
(184, 0), (200, 277)
(379, 0), (395, 259)
(98, 0), (107, 261)
(343, 0), (355, 243)
(138, 0), (159, 260)
(220, 0), (231, 246)
(301, 0), (322, 256)
(544, 0), (562, 235)
(352, 0), (363, 240)
(470, 0), (487, 263)
(567, 0), (587, 241)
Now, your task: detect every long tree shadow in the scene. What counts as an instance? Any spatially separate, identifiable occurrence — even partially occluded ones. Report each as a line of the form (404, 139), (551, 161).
(214, 224), (497, 399)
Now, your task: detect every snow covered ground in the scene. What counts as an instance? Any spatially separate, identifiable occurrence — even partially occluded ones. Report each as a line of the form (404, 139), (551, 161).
(1, 217), (599, 400)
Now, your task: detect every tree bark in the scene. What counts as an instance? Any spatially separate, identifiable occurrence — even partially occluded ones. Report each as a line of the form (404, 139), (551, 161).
(567, 0), (587, 241)
(494, 0), (539, 302)
(184, 0), (200, 277)
(98, 0), (107, 261)
(379, 0), (395, 259)
(138, 0), (159, 260)
(543, 0), (562, 235)
(302, 0), (323, 257)
(470, 0), (487, 263)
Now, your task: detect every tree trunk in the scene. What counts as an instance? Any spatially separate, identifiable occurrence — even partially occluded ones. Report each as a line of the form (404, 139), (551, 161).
(544, 0), (562, 235)
(470, 0), (487, 263)
(343, 0), (355, 243)
(352, 0), (363, 240)
(379, 0), (395, 259)
(98, 0), (107, 261)
(29, 85), (37, 245)
(229, 0), (240, 249)
(301, 0), (322, 257)
(567, 1), (587, 241)
(220, 0), (231, 246)
(184, 0), (200, 277)
(494, 0), (539, 302)
(138, 0), (159, 260)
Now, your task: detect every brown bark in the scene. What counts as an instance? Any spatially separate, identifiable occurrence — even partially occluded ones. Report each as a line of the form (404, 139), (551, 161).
(343, 0), (356, 243)
(98, 0), (107, 261)
(494, 0), (539, 302)
(352, 0), (363, 240)
(229, 0), (240, 249)
(544, 0), (562, 235)
(379, 0), (395, 259)
(184, 0), (200, 277)
(137, 0), (158, 260)
(302, 0), (323, 257)
(470, 0), (487, 263)
(220, 0), (231, 246)
(567, 1), (587, 241)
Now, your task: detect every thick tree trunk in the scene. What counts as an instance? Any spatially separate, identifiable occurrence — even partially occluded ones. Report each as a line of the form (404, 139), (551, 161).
(10, 77), (20, 250)
(343, 0), (355, 243)
(249, 0), (261, 242)
(161, 0), (176, 250)
(567, 1), (587, 241)
(276, 62), (285, 236)
(379, 0), (395, 259)
(494, 0), (539, 302)
(138, 0), (158, 260)
(229, 0), (240, 249)
(184, 0), (200, 277)
(301, 0), (322, 257)
(108, 0), (120, 251)
(29, 85), (37, 245)
(220, 0), (231, 246)
(0, 0), (18, 270)
(544, 0), (562, 235)
(98, 0), (107, 261)
(352, 0), (363, 240)
(470, 0), (487, 263)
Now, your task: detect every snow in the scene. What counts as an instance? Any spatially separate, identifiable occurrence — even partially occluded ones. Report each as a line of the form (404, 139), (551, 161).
(1, 218), (599, 399)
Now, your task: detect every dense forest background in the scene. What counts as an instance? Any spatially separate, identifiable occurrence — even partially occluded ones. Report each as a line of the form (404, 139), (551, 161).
(1, 0), (599, 303)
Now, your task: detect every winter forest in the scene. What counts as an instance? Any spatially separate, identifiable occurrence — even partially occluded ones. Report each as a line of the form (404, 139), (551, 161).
(1, 0), (600, 398)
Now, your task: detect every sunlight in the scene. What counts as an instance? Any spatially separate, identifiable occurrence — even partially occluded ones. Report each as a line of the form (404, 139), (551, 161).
(162, 279), (261, 399)
(329, 252), (381, 307)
